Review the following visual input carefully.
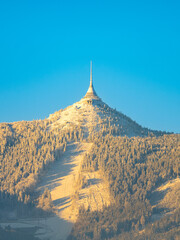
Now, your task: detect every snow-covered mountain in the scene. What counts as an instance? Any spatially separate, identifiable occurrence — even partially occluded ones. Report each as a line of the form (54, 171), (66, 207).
(48, 68), (164, 138)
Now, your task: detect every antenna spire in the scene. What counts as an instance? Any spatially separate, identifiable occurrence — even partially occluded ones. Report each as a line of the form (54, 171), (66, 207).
(82, 60), (100, 101)
(90, 61), (92, 86)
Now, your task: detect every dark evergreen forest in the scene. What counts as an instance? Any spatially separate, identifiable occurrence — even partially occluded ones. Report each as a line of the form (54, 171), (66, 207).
(69, 132), (180, 240)
(0, 120), (179, 239)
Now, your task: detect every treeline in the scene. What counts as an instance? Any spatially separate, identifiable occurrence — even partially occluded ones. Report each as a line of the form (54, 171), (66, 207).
(69, 133), (180, 239)
(83, 134), (179, 202)
(0, 120), (83, 218)
(69, 206), (180, 240)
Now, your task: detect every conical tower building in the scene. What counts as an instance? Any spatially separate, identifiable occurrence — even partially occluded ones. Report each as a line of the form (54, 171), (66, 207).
(83, 61), (100, 102)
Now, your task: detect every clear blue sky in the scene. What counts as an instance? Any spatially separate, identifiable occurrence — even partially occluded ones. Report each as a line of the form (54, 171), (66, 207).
(0, 0), (180, 133)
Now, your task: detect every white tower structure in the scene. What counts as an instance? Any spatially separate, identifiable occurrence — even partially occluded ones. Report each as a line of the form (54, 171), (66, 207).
(83, 61), (100, 101)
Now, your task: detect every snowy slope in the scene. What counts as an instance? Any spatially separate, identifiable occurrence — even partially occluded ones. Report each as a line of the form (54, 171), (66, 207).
(48, 96), (155, 137)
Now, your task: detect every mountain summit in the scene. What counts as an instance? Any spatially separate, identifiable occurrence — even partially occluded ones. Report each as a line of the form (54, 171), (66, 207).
(49, 62), (163, 137)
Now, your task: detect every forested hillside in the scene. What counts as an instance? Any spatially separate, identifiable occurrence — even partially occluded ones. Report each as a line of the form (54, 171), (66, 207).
(0, 114), (179, 240)
(0, 120), (83, 219)
(69, 132), (180, 239)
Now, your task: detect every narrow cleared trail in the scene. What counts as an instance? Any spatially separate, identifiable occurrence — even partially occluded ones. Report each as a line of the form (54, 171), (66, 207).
(36, 141), (110, 239)
(1, 142), (110, 240)
(150, 178), (180, 222)
(36, 142), (93, 239)
(76, 171), (111, 213)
